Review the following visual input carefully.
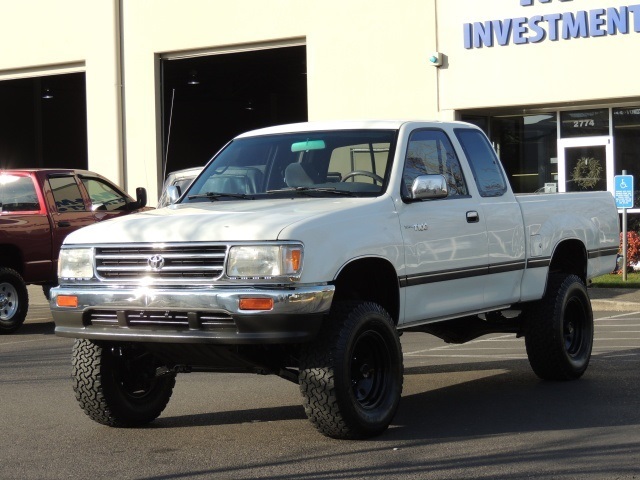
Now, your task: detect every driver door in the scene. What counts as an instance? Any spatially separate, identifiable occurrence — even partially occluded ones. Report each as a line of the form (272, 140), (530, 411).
(398, 128), (489, 324)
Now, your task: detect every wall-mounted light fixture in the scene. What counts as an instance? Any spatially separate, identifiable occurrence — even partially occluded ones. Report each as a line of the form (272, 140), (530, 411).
(42, 88), (54, 99)
(428, 52), (443, 67)
(187, 70), (200, 85)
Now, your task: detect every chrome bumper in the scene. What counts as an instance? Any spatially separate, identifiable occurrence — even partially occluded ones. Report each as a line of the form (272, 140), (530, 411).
(51, 284), (334, 344)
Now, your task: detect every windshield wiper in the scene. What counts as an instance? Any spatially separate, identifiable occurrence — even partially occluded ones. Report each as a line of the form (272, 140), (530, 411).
(266, 187), (356, 197)
(188, 192), (254, 201)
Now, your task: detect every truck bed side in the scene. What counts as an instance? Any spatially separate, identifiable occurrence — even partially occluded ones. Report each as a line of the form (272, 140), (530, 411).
(516, 191), (619, 302)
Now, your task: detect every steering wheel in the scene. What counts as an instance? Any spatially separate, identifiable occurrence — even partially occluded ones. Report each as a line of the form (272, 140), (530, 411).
(341, 171), (384, 184)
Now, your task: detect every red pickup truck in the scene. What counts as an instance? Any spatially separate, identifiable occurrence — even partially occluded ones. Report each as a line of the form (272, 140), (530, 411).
(0, 169), (148, 333)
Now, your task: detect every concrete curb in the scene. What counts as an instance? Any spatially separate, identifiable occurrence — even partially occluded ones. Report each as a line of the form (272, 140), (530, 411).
(590, 299), (640, 312)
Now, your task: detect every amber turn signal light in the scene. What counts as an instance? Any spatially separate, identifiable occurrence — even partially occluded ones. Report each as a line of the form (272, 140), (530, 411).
(239, 297), (274, 311)
(57, 295), (79, 308)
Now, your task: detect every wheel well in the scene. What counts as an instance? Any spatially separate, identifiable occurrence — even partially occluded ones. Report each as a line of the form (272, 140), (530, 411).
(549, 239), (587, 283)
(333, 258), (400, 324)
(0, 244), (23, 275)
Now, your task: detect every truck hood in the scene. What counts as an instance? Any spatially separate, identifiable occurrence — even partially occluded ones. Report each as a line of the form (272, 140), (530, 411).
(63, 198), (374, 244)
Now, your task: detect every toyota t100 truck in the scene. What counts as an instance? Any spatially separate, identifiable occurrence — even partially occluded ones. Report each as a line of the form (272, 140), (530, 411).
(50, 121), (619, 439)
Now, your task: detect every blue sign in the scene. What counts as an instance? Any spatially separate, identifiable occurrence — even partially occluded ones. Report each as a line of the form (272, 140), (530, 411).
(463, 3), (640, 49)
(614, 175), (634, 209)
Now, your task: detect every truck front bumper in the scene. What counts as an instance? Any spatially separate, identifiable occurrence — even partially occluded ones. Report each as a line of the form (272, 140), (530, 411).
(51, 284), (334, 344)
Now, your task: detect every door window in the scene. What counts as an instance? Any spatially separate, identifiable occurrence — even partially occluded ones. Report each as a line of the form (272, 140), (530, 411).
(564, 145), (607, 192)
(402, 129), (467, 197)
(48, 176), (87, 212)
(80, 178), (128, 211)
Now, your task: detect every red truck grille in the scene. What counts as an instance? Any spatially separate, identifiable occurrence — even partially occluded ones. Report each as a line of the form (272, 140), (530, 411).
(95, 244), (227, 281)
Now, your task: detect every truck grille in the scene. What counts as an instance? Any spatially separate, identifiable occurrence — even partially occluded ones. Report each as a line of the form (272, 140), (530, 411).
(95, 244), (227, 281)
(87, 309), (235, 331)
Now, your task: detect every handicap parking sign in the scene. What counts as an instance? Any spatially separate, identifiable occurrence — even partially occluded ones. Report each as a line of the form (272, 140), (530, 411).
(615, 175), (634, 209)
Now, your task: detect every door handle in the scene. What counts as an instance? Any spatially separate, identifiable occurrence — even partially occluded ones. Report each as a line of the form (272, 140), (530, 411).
(57, 221), (71, 227)
(466, 211), (480, 223)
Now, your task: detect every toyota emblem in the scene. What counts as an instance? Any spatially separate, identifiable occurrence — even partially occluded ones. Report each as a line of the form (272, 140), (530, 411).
(148, 254), (165, 271)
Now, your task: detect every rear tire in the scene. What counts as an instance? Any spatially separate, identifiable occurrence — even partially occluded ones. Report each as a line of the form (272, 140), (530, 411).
(299, 301), (403, 439)
(72, 339), (175, 426)
(0, 267), (29, 334)
(525, 274), (593, 380)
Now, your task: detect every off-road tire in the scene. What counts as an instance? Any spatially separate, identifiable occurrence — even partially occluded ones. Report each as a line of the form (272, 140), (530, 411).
(72, 339), (175, 427)
(525, 274), (593, 380)
(0, 267), (29, 334)
(299, 301), (403, 439)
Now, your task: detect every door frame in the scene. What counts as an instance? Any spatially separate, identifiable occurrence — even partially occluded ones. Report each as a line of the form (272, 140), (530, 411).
(557, 136), (614, 193)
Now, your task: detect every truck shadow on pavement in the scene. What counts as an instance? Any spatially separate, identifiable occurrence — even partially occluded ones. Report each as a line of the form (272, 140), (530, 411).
(152, 349), (640, 439)
(14, 321), (56, 335)
(154, 404), (307, 429)
(388, 351), (640, 441)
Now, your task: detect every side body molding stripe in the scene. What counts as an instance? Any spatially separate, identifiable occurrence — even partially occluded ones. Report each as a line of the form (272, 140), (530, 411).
(398, 247), (616, 288)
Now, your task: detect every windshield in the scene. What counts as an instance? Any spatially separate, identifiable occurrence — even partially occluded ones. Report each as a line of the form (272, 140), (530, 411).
(182, 129), (397, 202)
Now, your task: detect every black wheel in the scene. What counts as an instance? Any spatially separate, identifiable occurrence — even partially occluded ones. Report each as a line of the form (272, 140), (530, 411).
(341, 171), (384, 184)
(0, 267), (29, 334)
(72, 339), (175, 427)
(525, 274), (593, 380)
(299, 301), (403, 439)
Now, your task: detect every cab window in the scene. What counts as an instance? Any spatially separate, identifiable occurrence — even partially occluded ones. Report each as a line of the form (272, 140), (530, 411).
(402, 129), (468, 197)
(455, 128), (507, 197)
(81, 178), (128, 211)
(49, 176), (87, 212)
(0, 175), (40, 212)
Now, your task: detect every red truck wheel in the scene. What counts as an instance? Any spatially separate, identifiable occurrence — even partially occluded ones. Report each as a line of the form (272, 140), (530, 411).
(0, 268), (29, 334)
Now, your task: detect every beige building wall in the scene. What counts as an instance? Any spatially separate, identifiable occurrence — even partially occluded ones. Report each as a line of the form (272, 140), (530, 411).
(2, 1), (638, 204)
(121, 0), (440, 202)
(0, 0), (125, 188)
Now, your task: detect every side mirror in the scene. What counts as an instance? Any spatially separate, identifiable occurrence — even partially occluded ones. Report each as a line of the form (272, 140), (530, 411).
(166, 185), (181, 205)
(410, 174), (448, 201)
(132, 187), (147, 209)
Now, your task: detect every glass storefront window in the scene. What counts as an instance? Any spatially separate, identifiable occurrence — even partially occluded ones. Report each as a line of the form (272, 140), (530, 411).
(560, 109), (609, 138)
(613, 106), (640, 208)
(484, 114), (557, 194)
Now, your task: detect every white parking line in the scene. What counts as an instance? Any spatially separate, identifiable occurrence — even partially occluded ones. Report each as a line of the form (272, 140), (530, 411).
(404, 353), (527, 359)
(593, 338), (640, 341)
(596, 312), (640, 320)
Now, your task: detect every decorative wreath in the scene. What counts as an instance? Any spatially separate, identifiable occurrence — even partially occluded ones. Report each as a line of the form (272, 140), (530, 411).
(571, 157), (602, 189)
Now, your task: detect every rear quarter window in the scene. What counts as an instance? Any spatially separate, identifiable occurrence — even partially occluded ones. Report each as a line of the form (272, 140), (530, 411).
(455, 128), (507, 197)
(0, 175), (41, 212)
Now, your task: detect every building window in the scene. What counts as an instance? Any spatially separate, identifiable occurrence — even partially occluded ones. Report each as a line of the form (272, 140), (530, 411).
(485, 114), (557, 194)
(560, 109), (609, 138)
(614, 106), (640, 207)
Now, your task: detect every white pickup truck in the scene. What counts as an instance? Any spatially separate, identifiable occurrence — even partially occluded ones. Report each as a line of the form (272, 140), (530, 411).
(51, 120), (619, 439)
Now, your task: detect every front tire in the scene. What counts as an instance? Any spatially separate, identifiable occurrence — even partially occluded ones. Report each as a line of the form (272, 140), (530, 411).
(299, 301), (403, 439)
(0, 267), (29, 334)
(72, 339), (175, 426)
(525, 274), (593, 380)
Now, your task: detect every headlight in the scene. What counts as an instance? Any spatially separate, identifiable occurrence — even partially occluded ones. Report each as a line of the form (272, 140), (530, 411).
(58, 248), (94, 280)
(227, 244), (303, 279)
